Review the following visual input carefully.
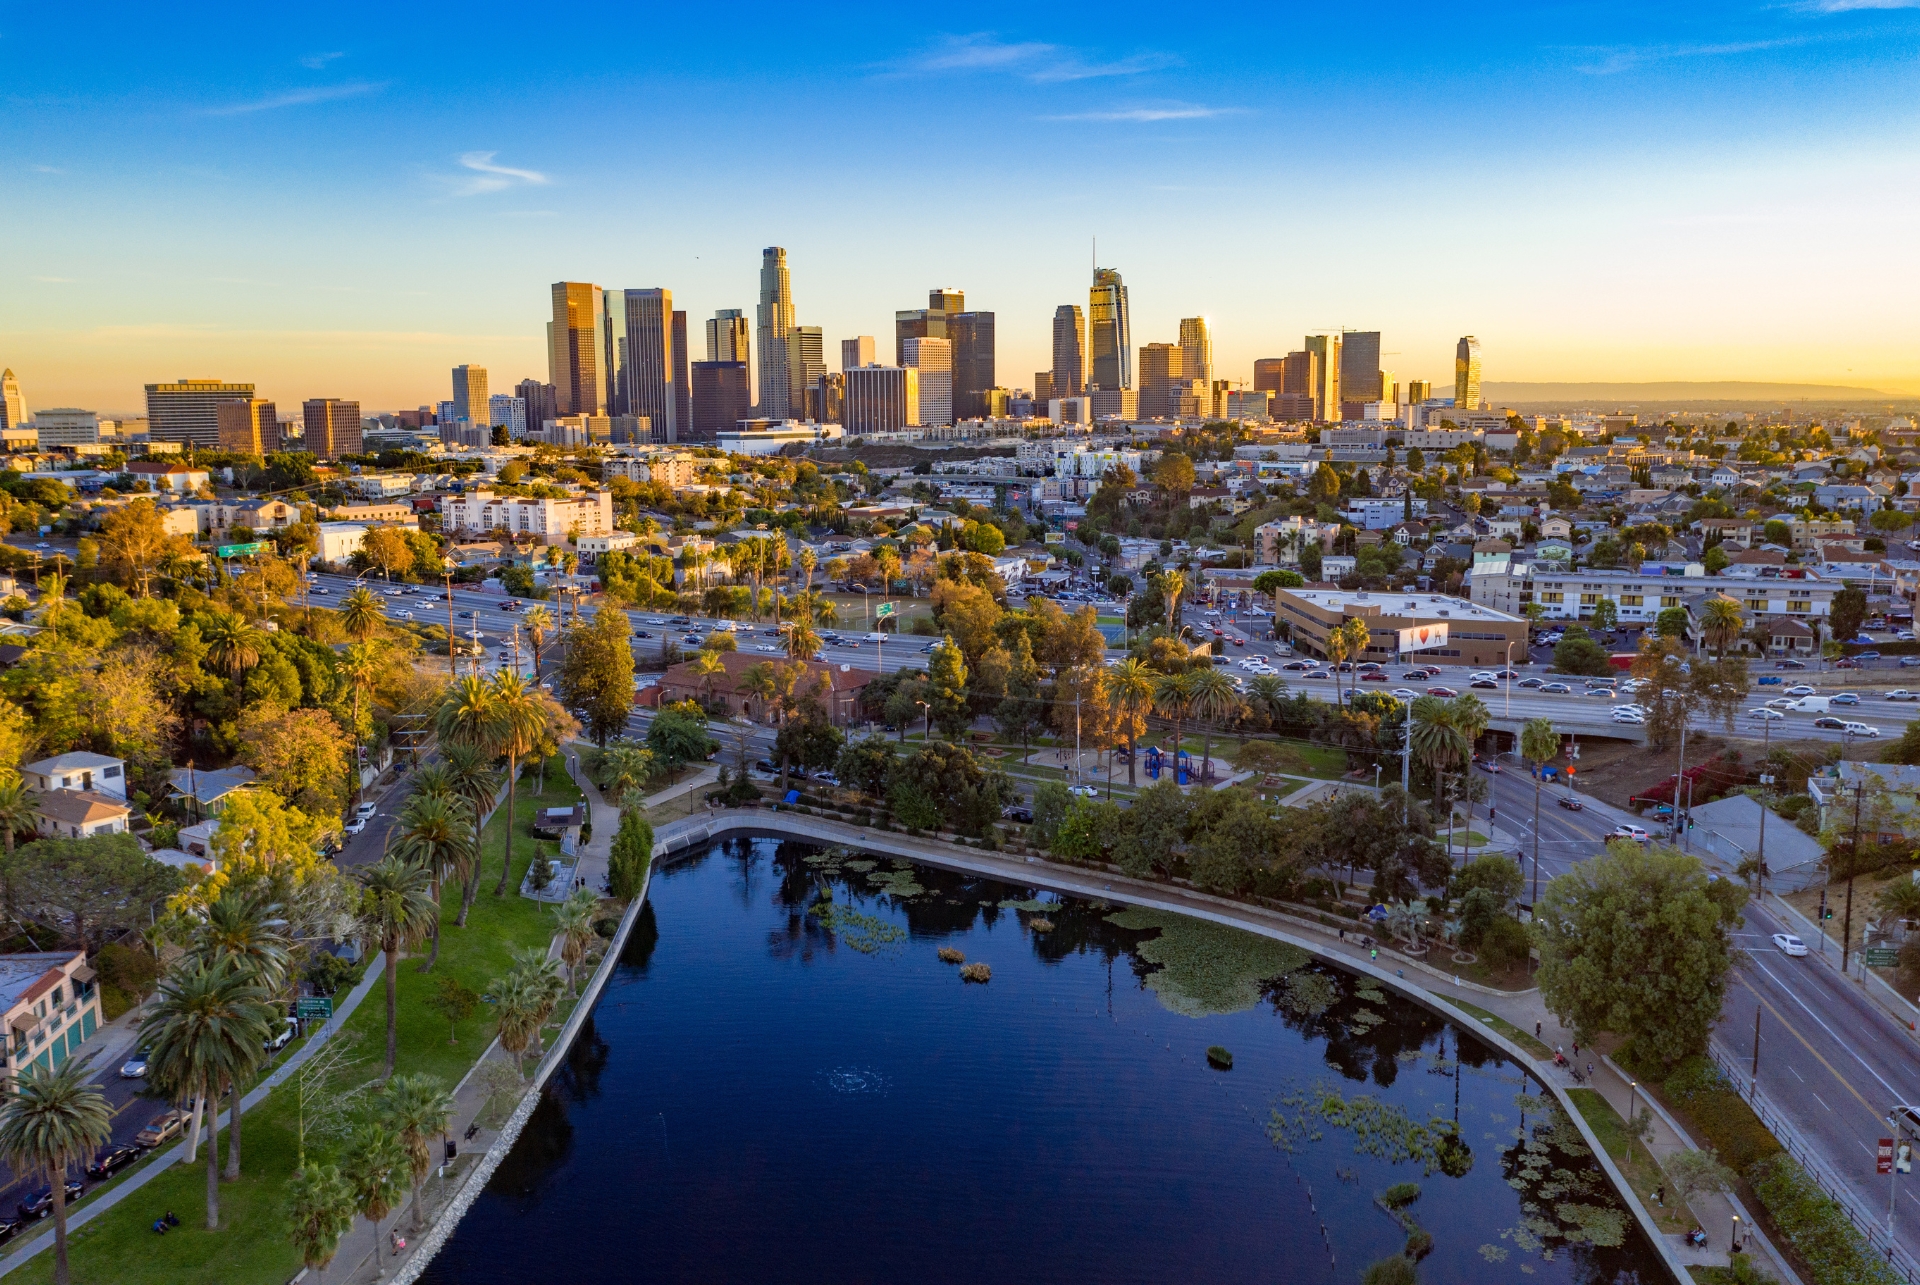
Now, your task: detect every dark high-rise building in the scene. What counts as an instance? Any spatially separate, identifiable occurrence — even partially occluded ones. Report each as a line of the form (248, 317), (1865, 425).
(623, 289), (677, 442)
(949, 311), (995, 420)
(786, 326), (824, 418)
(810, 372), (845, 426)
(1034, 372), (1056, 404)
(1138, 343), (1186, 418)
(1253, 358), (1287, 393)
(147, 378), (256, 448)
(894, 288), (964, 365)
(672, 310), (689, 442)
(1088, 268), (1130, 390)
(1339, 331), (1382, 407)
(846, 365), (918, 434)
(1051, 305), (1086, 398)
(690, 362), (750, 439)
(516, 379), (558, 436)
(301, 398), (360, 459)
(601, 290), (629, 416)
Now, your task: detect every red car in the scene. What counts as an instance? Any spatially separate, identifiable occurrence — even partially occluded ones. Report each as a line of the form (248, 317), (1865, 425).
(1426, 686), (1459, 697)
(1231, 636), (1246, 646)
(1359, 671), (1388, 681)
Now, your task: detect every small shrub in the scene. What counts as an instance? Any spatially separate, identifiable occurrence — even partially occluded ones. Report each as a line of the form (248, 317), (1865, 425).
(1381, 1182), (1421, 1209)
(1663, 1056), (1781, 1173)
(959, 962), (991, 983)
(1028, 917), (1055, 933)
(1206, 1045), (1233, 1069)
(1401, 1227), (1433, 1260)
(1360, 1256), (1416, 1285)
(937, 947), (965, 964)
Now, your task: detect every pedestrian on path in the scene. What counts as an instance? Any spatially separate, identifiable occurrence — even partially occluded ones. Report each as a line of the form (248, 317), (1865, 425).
(1535, 1021), (1542, 1038)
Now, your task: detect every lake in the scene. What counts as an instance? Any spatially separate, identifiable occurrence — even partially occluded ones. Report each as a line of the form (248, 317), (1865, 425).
(420, 835), (1667, 1284)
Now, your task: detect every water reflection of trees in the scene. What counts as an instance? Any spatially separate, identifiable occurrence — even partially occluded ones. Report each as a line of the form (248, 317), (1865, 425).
(487, 1086), (574, 1203)
(619, 900), (659, 972)
(550, 1015), (610, 1106)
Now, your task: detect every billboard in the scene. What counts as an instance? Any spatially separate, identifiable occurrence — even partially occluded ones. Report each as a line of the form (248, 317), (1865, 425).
(217, 541), (269, 558)
(1397, 622), (1449, 653)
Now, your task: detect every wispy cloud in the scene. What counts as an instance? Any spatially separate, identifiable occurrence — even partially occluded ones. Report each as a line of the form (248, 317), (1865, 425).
(448, 151), (551, 196)
(30, 276), (74, 284)
(1569, 37), (1806, 74)
(1045, 102), (1243, 123)
(887, 33), (1176, 83)
(202, 81), (384, 115)
(298, 51), (345, 69)
(1799, 0), (1920, 9)
(30, 165), (62, 174)
(497, 209), (559, 218)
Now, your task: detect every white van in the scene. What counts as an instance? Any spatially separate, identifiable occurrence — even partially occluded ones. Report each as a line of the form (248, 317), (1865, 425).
(1787, 696), (1831, 714)
(1841, 721), (1881, 738)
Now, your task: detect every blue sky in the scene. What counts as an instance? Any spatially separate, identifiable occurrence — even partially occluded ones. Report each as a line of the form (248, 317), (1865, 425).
(5, 0), (1919, 413)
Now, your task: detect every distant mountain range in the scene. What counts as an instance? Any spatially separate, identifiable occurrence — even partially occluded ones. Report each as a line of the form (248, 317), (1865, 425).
(1481, 380), (1901, 404)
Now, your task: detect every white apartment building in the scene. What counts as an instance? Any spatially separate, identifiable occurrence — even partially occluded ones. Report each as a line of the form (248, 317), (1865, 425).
(316, 522), (368, 563)
(352, 474), (414, 499)
(32, 410), (102, 447)
(488, 394), (526, 435)
(1471, 564), (1840, 626)
(577, 531), (640, 563)
(438, 489), (615, 544)
(603, 453), (699, 487)
(1401, 426), (1485, 450)
(1342, 498), (1427, 530)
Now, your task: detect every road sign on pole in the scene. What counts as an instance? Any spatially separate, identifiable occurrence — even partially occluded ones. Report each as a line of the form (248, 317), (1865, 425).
(1880, 1138), (1895, 1175)
(1866, 947), (1899, 968)
(875, 602), (895, 620)
(216, 541), (269, 558)
(295, 997), (333, 1022)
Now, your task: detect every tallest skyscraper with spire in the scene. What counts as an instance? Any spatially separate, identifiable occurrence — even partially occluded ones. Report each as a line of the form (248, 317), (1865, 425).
(1088, 267), (1131, 391)
(756, 247), (794, 419)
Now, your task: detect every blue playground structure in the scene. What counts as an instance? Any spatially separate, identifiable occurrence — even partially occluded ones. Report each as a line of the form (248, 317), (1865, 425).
(1142, 746), (1193, 785)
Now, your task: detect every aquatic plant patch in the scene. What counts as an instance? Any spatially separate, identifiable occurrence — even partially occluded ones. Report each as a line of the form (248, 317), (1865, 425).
(1103, 907), (1311, 1017)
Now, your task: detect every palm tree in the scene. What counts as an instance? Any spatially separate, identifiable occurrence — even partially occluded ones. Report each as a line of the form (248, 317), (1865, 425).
(0, 778), (34, 856)
(388, 793), (477, 972)
(1104, 659), (1157, 786)
(187, 893), (288, 1180)
(39, 571), (68, 628)
(377, 1074), (456, 1235)
(139, 959), (276, 1229)
(341, 586), (387, 642)
(1702, 594), (1744, 658)
(340, 1122), (408, 1267)
(339, 642), (383, 804)
(1246, 674), (1287, 727)
(489, 970), (543, 1080)
(553, 888), (599, 993)
(1409, 695), (1469, 860)
(0, 1060), (112, 1285)
(1152, 670), (1196, 776)
(1342, 618), (1372, 685)
(522, 604), (554, 672)
(1449, 692), (1492, 861)
(408, 761), (456, 806)
(484, 672), (550, 897)
(285, 1161), (356, 1283)
(689, 649), (727, 707)
(1185, 666), (1242, 783)
(738, 661), (780, 728)
(592, 742), (654, 799)
(355, 855), (438, 1078)
(1519, 716), (1559, 909)
(785, 621), (821, 661)
(1154, 569), (1185, 636)
(798, 546), (816, 596)
(202, 612), (261, 679)
(874, 546), (902, 599)
(1325, 625), (1351, 708)
(440, 741), (502, 925)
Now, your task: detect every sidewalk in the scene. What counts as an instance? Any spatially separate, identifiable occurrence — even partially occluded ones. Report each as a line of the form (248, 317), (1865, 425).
(564, 743), (623, 893)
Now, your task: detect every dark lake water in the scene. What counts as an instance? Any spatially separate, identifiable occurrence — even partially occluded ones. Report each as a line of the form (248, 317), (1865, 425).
(421, 835), (1667, 1285)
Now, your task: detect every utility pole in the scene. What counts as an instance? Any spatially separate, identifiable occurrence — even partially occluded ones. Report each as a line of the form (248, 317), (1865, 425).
(1399, 717), (1412, 823)
(442, 561), (457, 677)
(1755, 717), (1772, 900)
(1842, 783), (1863, 976)
(1751, 1005), (1761, 1090)
(1671, 723), (1688, 845)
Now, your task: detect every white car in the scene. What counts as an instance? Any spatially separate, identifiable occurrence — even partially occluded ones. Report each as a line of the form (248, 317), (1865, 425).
(343, 818), (368, 836)
(1608, 824), (1650, 842)
(1391, 688), (1419, 699)
(119, 1051), (149, 1079)
(1771, 933), (1809, 957)
(1610, 709), (1645, 724)
(1842, 722), (1881, 738)
(1067, 784), (1098, 798)
(1747, 707), (1785, 721)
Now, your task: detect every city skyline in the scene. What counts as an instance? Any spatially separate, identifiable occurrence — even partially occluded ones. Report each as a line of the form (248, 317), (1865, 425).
(6, 2), (1920, 411)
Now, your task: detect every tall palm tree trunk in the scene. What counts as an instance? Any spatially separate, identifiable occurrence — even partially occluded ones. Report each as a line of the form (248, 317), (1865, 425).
(419, 877), (442, 971)
(51, 1178), (69, 1285)
(383, 944), (399, 1078)
(1127, 732), (1138, 786)
(205, 1073), (222, 1229)
(224, 1080), (242, 1180)
(494, 754), (519, 896)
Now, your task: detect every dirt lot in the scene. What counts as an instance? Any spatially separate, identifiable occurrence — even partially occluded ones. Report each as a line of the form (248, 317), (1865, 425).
(1560, 731), (1840, 810)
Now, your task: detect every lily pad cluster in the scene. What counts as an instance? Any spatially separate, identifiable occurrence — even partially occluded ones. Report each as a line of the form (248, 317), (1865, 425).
(1105, 907), (1309, 1017)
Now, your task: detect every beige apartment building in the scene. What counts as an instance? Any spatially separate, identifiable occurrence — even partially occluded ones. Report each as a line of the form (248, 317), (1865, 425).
(1275, 586), (1529, 667)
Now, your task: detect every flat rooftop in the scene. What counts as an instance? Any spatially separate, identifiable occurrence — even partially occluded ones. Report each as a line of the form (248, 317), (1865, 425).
(0, 952), (76, 1012)
(1280, 588), (1526, 625)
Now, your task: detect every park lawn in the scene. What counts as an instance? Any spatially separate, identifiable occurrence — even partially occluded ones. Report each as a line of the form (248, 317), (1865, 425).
(1568, 1087), (1694, 1237)
(9, 757), (584, 1285)
(1448, 999), (1553, 1059)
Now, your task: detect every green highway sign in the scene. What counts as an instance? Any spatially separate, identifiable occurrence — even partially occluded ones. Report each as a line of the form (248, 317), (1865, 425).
(875, 602), (895, 619)
(1865, 948), (1899, 969)
(294, 997), (333, 1021)
(217, 541), (269, 558)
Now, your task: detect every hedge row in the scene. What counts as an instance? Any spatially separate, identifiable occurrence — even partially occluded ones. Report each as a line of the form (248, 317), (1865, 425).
(1749, 1154), (1903, 1285)
(1661, 1057), (1782, 1172)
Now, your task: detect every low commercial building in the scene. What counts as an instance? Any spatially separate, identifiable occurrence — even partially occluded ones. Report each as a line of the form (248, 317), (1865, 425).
(714, 421), (845, 456)
(577, 531), (640, 564)
(328, 502), (416, 525)
(315, 522), (368, 564)
(125, 461), (209, 495)
(642, 650), (874, 725)
(1273, 586), (1528, 666)
(0, 952), (102, 1081)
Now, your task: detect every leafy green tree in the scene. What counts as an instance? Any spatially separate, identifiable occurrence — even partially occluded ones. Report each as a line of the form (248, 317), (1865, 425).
(426, 975), (480, 1045)
(558, 604), (636, 745)
(889, 741), (1011, 836)
(1252, 569), (1305, 596)
(1762, 519), (1790, 546)
(0, 833), (182, 955)
(1052, 797), (1124, 861)
(1831, 586), (1868, 643)
(1552, 625), (1614, 676)
(646, 700), (717, 771)
(774, 710), (844, 775)
(1116, 779), (1190, 879)
(607, 811), (654, 900)
(926, 637), (971, 739)
(835, 735), (898, 798)
(1588, 598), (1618, 631)
(1535, 843), (1746, 1067)
(961, 521), (1005, 556)
(1702, 544), (1730, 575)
(0, 1059), (112, 1285)
(1653, 607), (1690, 640)
(1185, 787), (1287, 894)
(1027, 781), (1071, 846)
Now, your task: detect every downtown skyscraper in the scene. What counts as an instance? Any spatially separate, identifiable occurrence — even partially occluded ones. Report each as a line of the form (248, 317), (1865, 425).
(624, 288), (679, 441)
(756, 247), (795, 419)
(1088, 268), (1131, 391)
(1338, 331), (1381, 416)
(1455, 336), (1482, 411)
(550, 282), (607, 416)
(1050, 305), (1086, 399)
(451, 364), (488, 426)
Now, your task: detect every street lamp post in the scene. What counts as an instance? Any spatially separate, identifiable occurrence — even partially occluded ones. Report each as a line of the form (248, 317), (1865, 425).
(441, 559), (458, 677)
(915, 699), (931, 743)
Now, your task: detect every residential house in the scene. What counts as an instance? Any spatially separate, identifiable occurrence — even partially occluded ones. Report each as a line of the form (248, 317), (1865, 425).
(1695, 518), (1759, 549)
(125, 461), (210, 495)
(641, 650), (874, 726)
(22, 752), (126, 801)
(167, 765), (257, 816)
(1809, 763), (1920, 842)
(0, 952), (103, 1082)
(31, 790), (130, 839)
